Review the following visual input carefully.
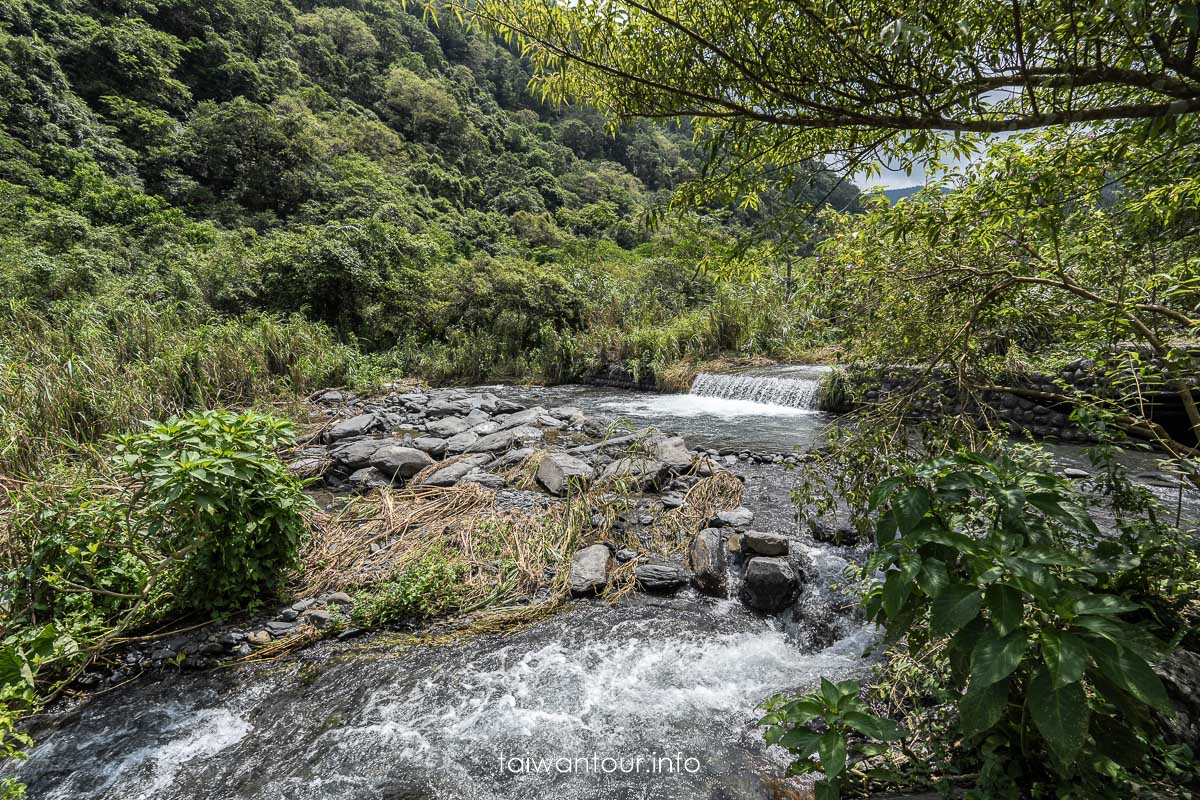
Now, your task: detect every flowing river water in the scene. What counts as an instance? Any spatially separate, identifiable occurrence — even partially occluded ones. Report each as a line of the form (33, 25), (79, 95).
(9, 367), (1198, 799)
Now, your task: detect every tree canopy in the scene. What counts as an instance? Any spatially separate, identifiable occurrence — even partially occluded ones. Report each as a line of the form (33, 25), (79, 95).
(463, 0), (1200, 201)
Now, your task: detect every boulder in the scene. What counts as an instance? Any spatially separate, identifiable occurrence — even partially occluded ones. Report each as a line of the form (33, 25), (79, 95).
(549, 405), (586, 424)
(570, 544), (611, 596)
(416, 454), (493, 487)
(1157, 648), (1200, 751)
(494, 406), (549, 432)
(460, 469), (506, 490)
(660, 492), (685, 510)
(635, 561), (688, 593)
(426, 399), (472, 419)
(466, 426), (544, 454)
(536, 453), (595, 496)
(687, 529), (727, 596)
(491, 447), (537, 469)
(710, 506), (755, 529)
(370, 445), (434, 479)
(600, 458), (672, 491)
(315, 389), (347, 404)
(470, 421), (500, 436)
(653, 436), (694, 470)
(743, 531), (789, 557)
(446, 430), (479, 454)
(464, 408), (492, 427)
(411, 436), (449, 457)
(329, 437), (386, 470)
(426, 416), (471, 438)
(347, 467), (395, 492)
(287, 447), (331, 479)
(739, 557), (800, 611)
(326, 413), (379, 442)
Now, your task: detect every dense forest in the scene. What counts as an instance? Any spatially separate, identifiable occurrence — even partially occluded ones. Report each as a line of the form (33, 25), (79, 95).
(0, 0), (862, 477)
(3, 2), (1200, 800)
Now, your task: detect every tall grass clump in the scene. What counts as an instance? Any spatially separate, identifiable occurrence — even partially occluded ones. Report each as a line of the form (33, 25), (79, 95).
(0, 298), (362, 476)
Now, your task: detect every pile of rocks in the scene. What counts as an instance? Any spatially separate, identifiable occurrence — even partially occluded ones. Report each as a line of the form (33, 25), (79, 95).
(566, 501), (811, 616)
(295, 387), (731, 501)
(104, 592), (355, 679)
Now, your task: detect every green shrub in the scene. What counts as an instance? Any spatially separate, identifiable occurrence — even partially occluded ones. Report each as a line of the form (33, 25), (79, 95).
(760, 678), (906, 800)
(350, 555), (466, 626)
(113, 410), (313, 611)
(859, 451), (1192, 797)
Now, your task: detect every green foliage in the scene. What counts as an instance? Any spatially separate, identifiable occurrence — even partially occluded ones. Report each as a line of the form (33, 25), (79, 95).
(0, 298), (361, 477)
(761, 677), (905, 800)
(862, 451), (1194, 797)
(350, 555), (467, 626)
(113, 410), (313, 610)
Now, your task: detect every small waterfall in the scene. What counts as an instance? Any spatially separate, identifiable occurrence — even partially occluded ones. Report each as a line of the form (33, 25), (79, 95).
(689, 371), (824, 410)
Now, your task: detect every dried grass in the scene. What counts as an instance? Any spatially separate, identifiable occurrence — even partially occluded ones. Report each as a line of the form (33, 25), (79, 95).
(647, 470), (744, 553)
(292, 482), (596, 629)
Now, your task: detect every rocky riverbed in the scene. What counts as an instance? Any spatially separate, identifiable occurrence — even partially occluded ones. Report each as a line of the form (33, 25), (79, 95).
(11, 375), (1198, 800)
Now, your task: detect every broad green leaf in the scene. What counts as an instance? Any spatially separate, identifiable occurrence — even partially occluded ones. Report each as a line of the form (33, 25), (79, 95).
(985, 584), (1023, 636)
(1028, 668), (1089, 767)
(959, 676), (1009, 738)
(779, 728), (821, 756)
(882, 570), (911, 618)
(868, 476), (905, 511)
(814, 778), (840, 800)
(931, 583), (981, 637)
(817, 731), (847, 778)
(971, 628), (1028, 687)
(842, 711), (906, 741)
(892, 487), (930, 533)
(1072, 594), (1140, 617)
(1041, 629), (1088, 689)
(1088, 640), (1174, 714)
(918, 558), (949, 597)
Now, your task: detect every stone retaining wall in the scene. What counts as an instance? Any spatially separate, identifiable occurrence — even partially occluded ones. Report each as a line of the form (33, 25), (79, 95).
(581, 362), (659, 391)
(854, 355), (1200, 444)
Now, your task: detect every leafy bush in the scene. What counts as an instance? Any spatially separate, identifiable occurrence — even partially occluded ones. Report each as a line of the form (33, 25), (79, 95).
(861, 451), (1191, 797)
(350, 555), (467, 626)
(113, 411), (313, 611)
(760, 678), (905, 800)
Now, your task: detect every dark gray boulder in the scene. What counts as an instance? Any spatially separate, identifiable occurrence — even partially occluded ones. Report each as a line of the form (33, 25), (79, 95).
(411, 436), (449, 457)
(347, 467), (396, 492)
(570, 544), (611, 596)
(1157, 648), (1200, 751)
(495, 406), (549, 432)
(600, 458), (671, 491)
(326, 413), (379, 442)
(446, 430), (479, 454)
(743, 531), (789, 557)
(426, 399), (472, 419)
(466, 425), (544, 453)
(739, 557), (800, 611)
(370, 445), (434, 479)
(426, 416), (471, 438)
(536, 453), (594, 496)
(635, 561), (688, 593)
(329, 437), (386, 470)
(460, 469), (506, 490)
(687, 528), (727, 597)
(710, 506), (755, 529)
(417, 454), (493, 487)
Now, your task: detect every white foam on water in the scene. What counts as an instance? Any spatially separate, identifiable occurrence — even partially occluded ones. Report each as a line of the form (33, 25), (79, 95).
(599, 393), (816, 419)
(42, 706), (252, 799)
(689, 372), (827, 410)
(327, 622), (878, 779)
